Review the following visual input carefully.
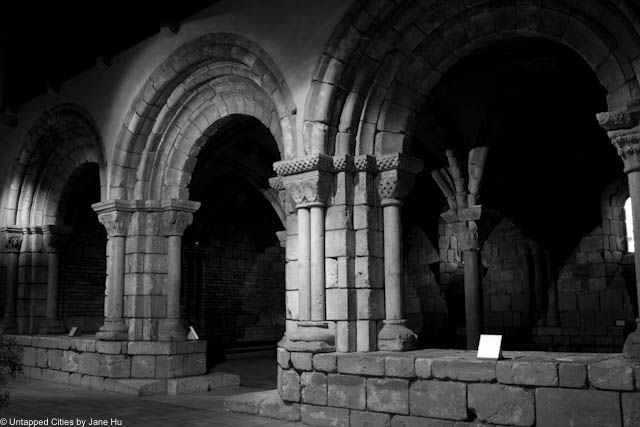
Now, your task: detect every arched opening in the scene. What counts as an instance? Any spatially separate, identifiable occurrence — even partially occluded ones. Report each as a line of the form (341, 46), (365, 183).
(181, 115), (284, 385)
(403, 38), (634, 351)
(58, 163), (106, 333)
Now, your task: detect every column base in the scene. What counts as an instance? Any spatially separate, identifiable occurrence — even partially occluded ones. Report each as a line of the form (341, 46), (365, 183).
(279, 321), (335, 353)
(158, 318), (187, 341)
(95, 320), (129, 341)
(0, 315), (18, 334)
(38, 317), (67, 334)
(623, 319), (640, 359)
(378, 319), (417, 351)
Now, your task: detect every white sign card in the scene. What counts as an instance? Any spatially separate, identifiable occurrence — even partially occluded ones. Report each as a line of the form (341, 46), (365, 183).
(477, 334), (503, 359)
(187, 326), (199, 340)
(68, 326), (78, 337)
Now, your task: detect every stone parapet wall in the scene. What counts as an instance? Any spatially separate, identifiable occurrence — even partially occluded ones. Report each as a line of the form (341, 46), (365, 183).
(11, 335), (209, 393)
(272, 349), (640, 426)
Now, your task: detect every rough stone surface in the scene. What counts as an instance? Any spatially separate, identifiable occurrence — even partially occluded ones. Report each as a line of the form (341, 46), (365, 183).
(409, 380), (467, 420)
(301, 372), (327, 405)
(536, 388), (621, 427)
(468, 383), (534, 426)
(291, 352), (313, 371)
(328, 374), (366, 410)
(313, 353), (337, 372)
(391, 415), (455, 427)
(385, 356), (415, 378)
(301, 404), (349, 427)
(338, 354), (385, 376)
(258, 390), (301, 421)
(588, 359), (635, 391)
(622, 392), (640, 427)
(367, 378), (409, 414)
(558, 363), (587, 388)
(415, 358), (433, 378)
(278, 368), (301, 402)
(432, 359), (495, 382)
(496, 360), (558, 386)
(351, 410), (391, 427)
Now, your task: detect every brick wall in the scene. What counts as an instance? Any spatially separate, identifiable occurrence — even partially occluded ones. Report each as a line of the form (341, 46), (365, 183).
(182, 230), (285, 361)
(59, 229), (106, 333)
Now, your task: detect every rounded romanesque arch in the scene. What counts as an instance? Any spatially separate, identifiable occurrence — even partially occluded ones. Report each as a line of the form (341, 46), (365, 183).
(109, 32), (297, 201)
(1, 103), (105, 226)
(305, 0), (640, 156)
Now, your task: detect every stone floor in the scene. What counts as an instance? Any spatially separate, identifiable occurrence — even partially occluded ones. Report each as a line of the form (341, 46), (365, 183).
(0, 354), (305, 427)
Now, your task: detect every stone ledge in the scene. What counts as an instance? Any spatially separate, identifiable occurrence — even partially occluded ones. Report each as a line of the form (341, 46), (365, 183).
(225, 390), (301, 421)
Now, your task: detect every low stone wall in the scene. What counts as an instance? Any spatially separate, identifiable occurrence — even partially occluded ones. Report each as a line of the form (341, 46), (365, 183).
(10, 334), (239, 395)
(268, 348), (640, 426)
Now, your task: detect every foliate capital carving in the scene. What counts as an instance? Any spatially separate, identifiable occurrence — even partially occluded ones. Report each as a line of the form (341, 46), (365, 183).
(377, 169), (416, 204)
(282, 170), (332, 208)
(93, 200), (133, 237)
(610, 130), (640, 173)
(162, 210), (194, 236)
(42, 225), (73, 253)
(0, 226), (23, 253)
(598, 100), (640, 174)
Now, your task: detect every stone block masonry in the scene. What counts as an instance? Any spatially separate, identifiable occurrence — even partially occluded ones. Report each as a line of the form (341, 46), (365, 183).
(11, 334), (240, 395)
(231, 348), (640, 426)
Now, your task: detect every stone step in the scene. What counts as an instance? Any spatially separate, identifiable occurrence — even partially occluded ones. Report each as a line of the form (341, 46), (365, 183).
(225, 389), (300, 422)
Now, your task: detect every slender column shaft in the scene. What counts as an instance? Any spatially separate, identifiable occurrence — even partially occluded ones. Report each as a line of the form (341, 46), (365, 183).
(310, 206), (325, 321)
(463, 249), (482, 349)
(544, 251), (559, 327)
(520, 247), (533, 328)
(167, 235), (181, 319)
(45, 251), (59, 318)
(383, 203), (403, 320)
(109, 235), (126, 321)
(297, 207), (311, 321)
(628, 171), (640, 313)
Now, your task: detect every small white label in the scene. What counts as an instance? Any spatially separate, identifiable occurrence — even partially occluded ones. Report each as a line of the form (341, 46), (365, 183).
(616, 320), (626, 327)
(68, 327), (78, 337)
(187, 326), (199, 340)
(477, 334), (503, 359)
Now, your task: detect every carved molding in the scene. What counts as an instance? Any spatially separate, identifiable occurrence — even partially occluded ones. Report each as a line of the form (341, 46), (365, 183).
(377, 170), (416, 203)
(610, 130), (640, 173)
(97, 211), (130, 237)
(0, 227), (23, 253)
(376, 153), (424, 175)
(597, 100), (640, 174)
(273, 153), (333, 176)
(354, 155), (377, 173)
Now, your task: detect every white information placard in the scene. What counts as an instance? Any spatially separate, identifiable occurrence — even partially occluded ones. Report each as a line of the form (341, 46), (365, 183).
(477, 334), (503, 359)
(187, 326), (199, 340)
(68, 326), (78, 337)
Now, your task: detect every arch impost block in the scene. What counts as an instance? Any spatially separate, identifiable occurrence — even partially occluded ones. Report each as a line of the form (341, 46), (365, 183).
(268, 176), (284, 191)
(376, 153), (424, 175)
(332, 155), (355, 172)
(0, 226), (24, 253)
(273, 153), (334, 176)
(354, 155), (377, 173)
(282, 170), (332, 207)
(377, 169), (416, 202)
(160, 199), (201, 237)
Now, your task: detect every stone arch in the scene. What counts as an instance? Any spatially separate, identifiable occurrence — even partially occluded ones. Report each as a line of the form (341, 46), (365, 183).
(110, 33), (297, 200)
(1, 103), (105, 226)
(306, 0), (640, 156)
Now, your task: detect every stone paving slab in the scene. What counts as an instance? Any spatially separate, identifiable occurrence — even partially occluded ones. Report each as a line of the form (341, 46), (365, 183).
(2, 377), (309, 427)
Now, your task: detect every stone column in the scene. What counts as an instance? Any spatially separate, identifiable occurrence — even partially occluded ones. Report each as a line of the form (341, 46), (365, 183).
(530, 242), (547, 324)
(544, 250), (560, 327)
(276, 154), (334, 352)
(0, 226), (22, 333)
(598, 102), (640, 357)
(38, 225), (72, 334)
(442, 206), (486, 350)
(158, 200), (198, 341)
(376, 154), (423, 351)
(93, 201), (131, 341)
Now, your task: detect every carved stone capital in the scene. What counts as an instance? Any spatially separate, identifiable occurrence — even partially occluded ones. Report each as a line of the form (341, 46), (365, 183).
(282, 170), (332, 208)
(610, 130), (640, 173)
(377, 169), (416, 204)
(160, 199), (200, 237)
(0, 226), (23, 253)
(42, 225), (73, 253)
(440, 206), (493, 251)
(92, 200), (133, 237)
